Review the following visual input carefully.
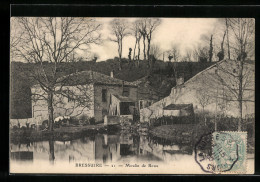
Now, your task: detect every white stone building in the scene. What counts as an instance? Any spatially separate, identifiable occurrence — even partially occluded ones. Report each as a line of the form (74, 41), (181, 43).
(140, 60), (255, 122)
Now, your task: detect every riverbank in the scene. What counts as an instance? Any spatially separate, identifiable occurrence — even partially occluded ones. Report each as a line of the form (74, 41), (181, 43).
(149, 124), (195, 145)
(10, 124), (113, 143)
(149, 124), (255, 154)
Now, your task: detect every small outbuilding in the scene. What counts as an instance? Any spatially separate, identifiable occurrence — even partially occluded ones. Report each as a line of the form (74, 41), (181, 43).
(104, 94), (138, 126)
(163, 104), (194, 117)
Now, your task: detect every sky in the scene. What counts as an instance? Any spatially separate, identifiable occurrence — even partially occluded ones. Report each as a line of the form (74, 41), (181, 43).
(88, 18), (219, 61)
(11, 18), (222, 62)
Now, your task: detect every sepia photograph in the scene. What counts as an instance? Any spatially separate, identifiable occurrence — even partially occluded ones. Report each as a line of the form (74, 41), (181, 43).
(9, 17), (255, 174)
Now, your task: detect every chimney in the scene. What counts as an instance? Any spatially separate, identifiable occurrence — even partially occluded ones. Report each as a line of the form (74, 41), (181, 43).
(110, 70), (114, 78)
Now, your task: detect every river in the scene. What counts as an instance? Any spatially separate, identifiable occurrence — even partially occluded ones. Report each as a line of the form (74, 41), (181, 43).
(9, 132), (254, 174)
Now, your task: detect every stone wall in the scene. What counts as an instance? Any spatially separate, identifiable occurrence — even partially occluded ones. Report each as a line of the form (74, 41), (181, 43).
(31, 84), (95, 125)
(94, 85), (138, 122)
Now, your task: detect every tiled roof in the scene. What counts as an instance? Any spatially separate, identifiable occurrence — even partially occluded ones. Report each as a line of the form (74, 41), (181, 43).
(57, 71), (137, 87)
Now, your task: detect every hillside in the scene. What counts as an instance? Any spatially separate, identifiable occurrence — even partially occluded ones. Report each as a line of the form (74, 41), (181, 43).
(10, 59), (215, 119)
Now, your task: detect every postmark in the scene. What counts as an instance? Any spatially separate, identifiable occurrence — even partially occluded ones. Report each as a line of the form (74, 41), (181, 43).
(195, 131), (247, 174)
(194, 131), (215, 173)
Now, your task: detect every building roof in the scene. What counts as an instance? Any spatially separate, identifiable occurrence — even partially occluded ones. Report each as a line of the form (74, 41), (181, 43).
(177, 59), (255, 88)
(57, 71), (137, 87)
(163, 104), (193, 110)
(112, 94), (136, 103)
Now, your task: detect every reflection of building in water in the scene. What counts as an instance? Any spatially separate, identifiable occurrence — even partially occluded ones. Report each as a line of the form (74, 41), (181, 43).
(138, 135), (193, 162)
(11, 151), (33, 161)
(119, 133), (139, 156)
(10, 133), (194, 165)
(10, 134), (121, 164)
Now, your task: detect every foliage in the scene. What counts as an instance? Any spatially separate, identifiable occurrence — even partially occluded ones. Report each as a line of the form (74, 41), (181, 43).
(89, 117), (95, 125)
(150, 115), (196, 127)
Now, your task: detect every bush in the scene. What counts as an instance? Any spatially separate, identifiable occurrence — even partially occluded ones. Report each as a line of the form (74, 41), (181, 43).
(89, 117), (95, 125)
(42, 120), (48, 129)
(151, 115), (196, 127)
(78, 114), (90, 125)
(194, 113), (255, 141)
(70, 117), (80, 125)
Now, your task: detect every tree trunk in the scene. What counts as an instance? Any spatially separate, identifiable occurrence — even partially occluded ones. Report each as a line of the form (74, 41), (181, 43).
(163, 52), (165, 61)
(238, 100), (243, 131)
(238, 60), (243, 131)
(137, 39), (141, 67)
(133, 39), (137, 61)
(147, 38), (151, 67)
(202, 107), (206, 126)
(172, 63), (178, 84)
(221, 31), (226, 52)
(47, 91), (54, 131)
(49, 139), (55, 164)
(225, 19), (231, 59)
(118, 41), (122, 70)
(209, 34), (213, 62)
(143, 35), (146, 60)
(215, 87), (218, 131)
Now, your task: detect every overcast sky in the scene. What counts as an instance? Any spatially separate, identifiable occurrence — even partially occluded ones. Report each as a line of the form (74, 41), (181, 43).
(88, 18), (219, 61)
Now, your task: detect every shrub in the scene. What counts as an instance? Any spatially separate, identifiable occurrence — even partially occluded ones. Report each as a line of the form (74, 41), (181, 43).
(89, 117), (95, 125)
(70, 116), (80, 125)
(151, 115), (196, 127)
(78, 114), (90, 125)
(42, 120), (48, 129)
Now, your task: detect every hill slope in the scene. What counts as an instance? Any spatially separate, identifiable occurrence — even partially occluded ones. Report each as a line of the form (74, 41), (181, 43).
(10, 59), (215, 119)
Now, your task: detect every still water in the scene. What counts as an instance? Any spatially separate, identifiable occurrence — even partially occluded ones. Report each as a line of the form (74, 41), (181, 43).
(9, 132), (214, 174)
(10, 132), (193, 162)
(10, 132), (255, 174)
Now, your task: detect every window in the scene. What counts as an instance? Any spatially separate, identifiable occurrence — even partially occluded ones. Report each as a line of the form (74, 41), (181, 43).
(102, 89), (107, 102)
(123, 87), (130, 97)
(120, 102), (135, 115)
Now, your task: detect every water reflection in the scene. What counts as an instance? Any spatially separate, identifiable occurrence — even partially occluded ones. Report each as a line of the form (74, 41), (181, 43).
(49, 140), (55, 164)
(10, 132), (193, 165)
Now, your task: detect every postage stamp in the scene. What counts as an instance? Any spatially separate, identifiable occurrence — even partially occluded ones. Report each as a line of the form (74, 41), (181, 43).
(212, 131), (247, 174)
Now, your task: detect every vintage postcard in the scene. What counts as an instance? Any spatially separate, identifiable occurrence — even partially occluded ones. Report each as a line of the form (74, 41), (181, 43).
(9, 17), (255, 174)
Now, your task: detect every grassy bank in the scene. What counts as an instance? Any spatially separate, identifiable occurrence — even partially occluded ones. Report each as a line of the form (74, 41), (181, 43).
(10, 124), (109, 143)
(149, 122), (254, 154)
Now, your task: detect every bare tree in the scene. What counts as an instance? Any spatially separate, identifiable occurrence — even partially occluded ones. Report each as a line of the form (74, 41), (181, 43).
(225, 18), (231, 59)
(149, 44), (161, 60)
(208, 34), (214, 62)
(132, 20), (142, 66)
(10, 18), (24, 60)
(217, 30), (226, 61)
(184, 48), (193, 62)
(146, 18), (162, 67)
(218, 18), (255, 131)
(109, 18), (130, 70)
(196, 89), (212, 113)
(12, 17), (101, 131)
(193, 45), (208, 62)
(138, 19), (148, 61)
(168, 44), (181, 84)
(196, 88), (213, 125)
